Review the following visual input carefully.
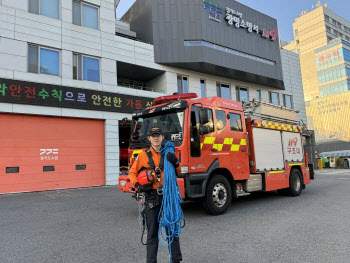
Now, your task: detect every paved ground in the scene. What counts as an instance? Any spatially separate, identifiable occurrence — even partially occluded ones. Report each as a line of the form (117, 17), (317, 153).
(1, 169), (350, 263)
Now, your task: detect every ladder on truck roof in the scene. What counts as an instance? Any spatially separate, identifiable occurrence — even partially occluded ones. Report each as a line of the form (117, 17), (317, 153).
(242, 99), (299, 126)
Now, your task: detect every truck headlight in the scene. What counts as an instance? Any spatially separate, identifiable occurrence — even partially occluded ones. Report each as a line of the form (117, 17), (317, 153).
(180, 166), (188, 174)
(119, 180), (126, 187)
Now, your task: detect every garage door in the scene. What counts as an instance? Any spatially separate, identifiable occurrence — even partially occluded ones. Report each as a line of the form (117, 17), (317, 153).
(0, 114), (105, 194)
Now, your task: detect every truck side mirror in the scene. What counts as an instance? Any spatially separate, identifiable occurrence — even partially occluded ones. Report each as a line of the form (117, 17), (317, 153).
(199, 108), (209, 124)
(199, 126), (210, 135)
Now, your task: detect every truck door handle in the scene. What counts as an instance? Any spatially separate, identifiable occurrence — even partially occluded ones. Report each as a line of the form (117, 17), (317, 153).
(211, 149), (217, 152)
(241, 149), (246, 152)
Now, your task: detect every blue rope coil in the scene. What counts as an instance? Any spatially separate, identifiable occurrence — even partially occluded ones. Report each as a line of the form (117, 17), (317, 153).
(158, 142), (184, 258)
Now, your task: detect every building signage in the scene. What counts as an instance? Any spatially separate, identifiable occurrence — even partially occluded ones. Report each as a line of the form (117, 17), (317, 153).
(316, 48), (344, 70)
(202, 1), (279, 41)
(0, 78), (154, 114)
(203, 0), (223, 23)
(40, 148), (59, 161)
(225, 8), (278, 41)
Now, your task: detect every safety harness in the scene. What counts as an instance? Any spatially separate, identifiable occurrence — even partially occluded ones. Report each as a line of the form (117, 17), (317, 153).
(145, 147), (164, 195)
(140, 147), (165, 245)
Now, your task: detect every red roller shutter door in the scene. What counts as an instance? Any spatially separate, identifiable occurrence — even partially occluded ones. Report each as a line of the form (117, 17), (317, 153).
(0, 114), (105, 194)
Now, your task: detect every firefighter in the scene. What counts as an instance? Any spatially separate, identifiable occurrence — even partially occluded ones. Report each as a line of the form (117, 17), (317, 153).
(128, 126), (183, 263)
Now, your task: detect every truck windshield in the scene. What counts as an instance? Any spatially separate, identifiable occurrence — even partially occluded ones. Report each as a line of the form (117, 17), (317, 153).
(130, 109), (185, 148)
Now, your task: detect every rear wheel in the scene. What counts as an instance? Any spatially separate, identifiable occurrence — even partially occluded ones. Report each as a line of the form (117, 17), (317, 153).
(203, 174), (232, 215)
(287, 169), (303, 196)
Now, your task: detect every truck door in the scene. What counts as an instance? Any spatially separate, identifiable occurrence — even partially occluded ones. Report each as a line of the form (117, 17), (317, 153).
(189, 106), (217, 173)
(220, 111), (250, 180)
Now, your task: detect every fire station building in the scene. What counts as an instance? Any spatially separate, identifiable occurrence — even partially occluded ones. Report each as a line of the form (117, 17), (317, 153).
(0, 0), (306, 194)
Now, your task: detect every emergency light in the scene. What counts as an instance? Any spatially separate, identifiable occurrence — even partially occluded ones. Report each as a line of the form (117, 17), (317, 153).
(152, 93), (198, 106)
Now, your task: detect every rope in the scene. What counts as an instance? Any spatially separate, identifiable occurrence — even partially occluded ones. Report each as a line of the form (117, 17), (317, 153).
(158, 142), (184, 259)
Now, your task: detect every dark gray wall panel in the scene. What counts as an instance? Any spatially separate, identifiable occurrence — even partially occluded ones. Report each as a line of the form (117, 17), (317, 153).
(122, 0), (284, 89)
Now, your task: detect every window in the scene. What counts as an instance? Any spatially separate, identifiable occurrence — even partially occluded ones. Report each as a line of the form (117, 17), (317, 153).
(332, 20), (336, 26)
(28, 45), (59, 76)
(337, 22), (341, 28)
(215, 110), (226, 131)
(327, 36), (333, 42)
(257, 90), (261, 100)
(346, 36), (350, 41)
(326, 26), (330, 32)
(217, 83), (230, 99)
(200, 108), (214, 134)
(190, 106), (200, 157)
(29, 0), (59, 19)
(295, 29), (298, 36)
(333, 29), (338, 36)
(339, 32), (343, 38)
(177, 75), (188, 94)
(296, 40), (299, 45)
(283, 95), (293, 108)
(73, 1), (99, 30)
(236, 87), (248, 103)
(200, 79), (206, 98)
(228, 113), (243, 132)
(73, 54), (100, 82)
(269, 92), (280, 105)
(344, 26), (348, 32)
(324, 15), (329, 22)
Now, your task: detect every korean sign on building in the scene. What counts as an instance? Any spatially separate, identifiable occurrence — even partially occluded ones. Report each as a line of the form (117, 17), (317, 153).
(0, 78), (154, 114)
(202, 0), (279, 41)
(316, 48), (344, 70)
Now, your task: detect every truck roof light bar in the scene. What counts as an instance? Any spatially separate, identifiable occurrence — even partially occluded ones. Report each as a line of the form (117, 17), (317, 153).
(152, 93), (198, 106)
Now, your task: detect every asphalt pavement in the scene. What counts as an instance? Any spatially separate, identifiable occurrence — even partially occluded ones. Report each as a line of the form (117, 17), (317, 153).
(1, 169), (350, 263)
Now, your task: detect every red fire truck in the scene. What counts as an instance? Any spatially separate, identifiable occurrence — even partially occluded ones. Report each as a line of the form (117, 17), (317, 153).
(119, 93), (315, 215)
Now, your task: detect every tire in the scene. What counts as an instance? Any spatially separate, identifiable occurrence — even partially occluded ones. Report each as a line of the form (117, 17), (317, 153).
(287, 169), (303, 196)
(202, 174), (232, 215)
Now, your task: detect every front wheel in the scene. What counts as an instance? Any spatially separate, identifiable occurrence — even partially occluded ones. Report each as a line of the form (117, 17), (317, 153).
(202, 174), (232, 215)
(287, 169), (303, 196)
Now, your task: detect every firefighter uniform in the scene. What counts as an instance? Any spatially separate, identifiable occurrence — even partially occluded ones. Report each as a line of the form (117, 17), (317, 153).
(129, 146), (182, 263)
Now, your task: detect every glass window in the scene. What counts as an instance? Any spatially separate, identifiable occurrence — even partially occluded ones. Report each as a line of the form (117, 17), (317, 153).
(73, 1), (99, 30)
(337, 22), (341, 28)
(332, 20), (336, 25)
(327, 36), (333, 42)
(236, 87), (248, 103)
(324, 15), (329, 22)
(283, 95), (293, 108)
(295, 29), (298, 36)
(215, 110), (226, 131)
(29, 0), (59, 19)
(28, 45), (38, 73)
(28, 0), (39, 15)
(28, 45), (59, 76)
(73, 54), (100, 82)
(296, 40), (299, 45)
(200, 79), (206, 98)
(201, 108), (214, 134)
(40, 48), (59, 76)
(228, 113), (243, 132)
(217, 83), (230, 99)
(269, 92), (279, 105)
(177, 75), (188, 94)
(257, 90), (261, 100)
(190, 106), (200, 157)
(346, 36), (350, 41)
(326, 26), (330, 32)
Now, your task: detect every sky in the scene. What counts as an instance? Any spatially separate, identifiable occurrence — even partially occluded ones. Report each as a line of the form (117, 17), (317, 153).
(116, 0), (350, 43)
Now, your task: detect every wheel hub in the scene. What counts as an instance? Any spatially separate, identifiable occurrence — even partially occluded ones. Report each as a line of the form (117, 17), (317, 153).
(212, 183), (227, 207)
(294, 174), (301, 192)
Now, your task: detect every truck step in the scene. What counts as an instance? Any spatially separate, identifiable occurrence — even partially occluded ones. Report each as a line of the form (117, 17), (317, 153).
(236, 192), (251, 197)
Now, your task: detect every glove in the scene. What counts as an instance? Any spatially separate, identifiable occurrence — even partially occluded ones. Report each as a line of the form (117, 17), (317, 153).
(167, 152), (179, 168)
(134, 182), (148, 192)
